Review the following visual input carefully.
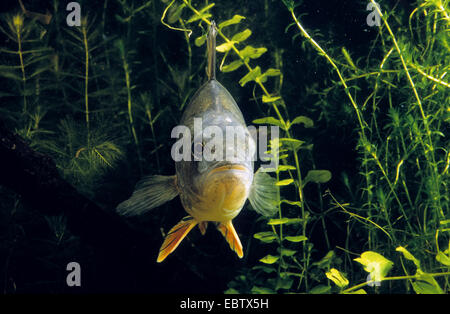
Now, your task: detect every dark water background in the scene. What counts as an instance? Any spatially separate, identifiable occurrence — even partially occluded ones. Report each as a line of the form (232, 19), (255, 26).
(0, 0), (420, 293)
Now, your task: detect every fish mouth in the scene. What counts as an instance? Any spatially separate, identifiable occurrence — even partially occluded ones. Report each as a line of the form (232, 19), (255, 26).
(208, 164), (249, 175)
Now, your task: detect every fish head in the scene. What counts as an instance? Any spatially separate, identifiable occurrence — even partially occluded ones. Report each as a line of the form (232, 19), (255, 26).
(177, 111), (256, 221)
(193, 111), (255, 192)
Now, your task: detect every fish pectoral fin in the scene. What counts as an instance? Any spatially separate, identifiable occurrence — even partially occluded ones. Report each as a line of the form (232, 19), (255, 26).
(157, 216), (198, 263)
(217, 221), (243, 258)
(248, 168), (279, 217)
(116, 175), (179, 216)
(198, 221), (208, 235)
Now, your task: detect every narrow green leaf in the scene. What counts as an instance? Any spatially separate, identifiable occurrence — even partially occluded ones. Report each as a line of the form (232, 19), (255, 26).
(412, 272), (444, 294)
(239, 66), (261, 86)
(276, 179), (294, 186)
(277, 165), (296, 171)
(251, 286), (276, 294)
(304, 170), (332, 185)
(221, 59), (243, 72)
(252, 265), (276, 273)
(254, 231), (277, 243)
(342, 47), (357, 70)
(436, 251), (450, 266)
(284, 235), (308, 243)
(218, 14), (245, 29)
(280, 138), (304, 152)
(289, 115), (314, 129)
(186, 12), (212, 24)
(240, 46), (267, 59)
(252, 115), (284, 129)
(396, 246), (421, 269)
(260, 254), (279, 264)
(216, 41), (237, 53)
(167, 3), (185, 24)
(267, 218), (289, 225)
(194, 34), (207, 47)
(309, 285), (332, 294)
(279, 248), (297, 257)
(262, 95), (281, 103)
(231, 29), (252, 42)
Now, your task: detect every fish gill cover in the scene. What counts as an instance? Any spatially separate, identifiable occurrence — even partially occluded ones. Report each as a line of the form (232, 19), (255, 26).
(0, 0), (448, 294)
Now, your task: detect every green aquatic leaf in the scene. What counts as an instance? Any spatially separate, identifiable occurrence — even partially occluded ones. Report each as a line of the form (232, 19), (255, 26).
(277, 165), (296, 171)
(262, 95), (281, 103)
(267, 218), (289, 225)
(268, 218), (303, 225)
(167, 3), (185, 24)
(216, 41), (237, 53)
(254, 231), (277, 243)
(251, 286), (276, 294)
(240, 46), (267, 60)
(396, 246), (421, 269)
(288, 115), (314, 129)
(218, 15), (245, 29)
(280, 138), (305, 152)
(312, 251), (335, 269)
(186, 3), (214, 23)
(257, 68), (282, 83)
(412, 272), (444, 294)
(276, 179), (294, 186)
(239, 66), (261, 86)
(194, 34), (206, 47)
(252, 116), (284, 129)
(303, 170), (332, 186)
(259, 254), (279, 264)
(325, 268), (349, 288)
(309, 285), (331, 294)
(221, 59), (243, 72)
(436, 251), (450, 266)
(278, 248), (297, 257)
(354, 251), (393, 282)
(284, 235), (308, 243)
(275, 277), (293, 290)
(252, 265), (276, 274)
(224, 288), (239, 294)
(231, 29), (252, 42)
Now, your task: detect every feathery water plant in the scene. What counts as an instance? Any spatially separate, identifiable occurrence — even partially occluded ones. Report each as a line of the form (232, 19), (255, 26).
(283, 0), (449, 293)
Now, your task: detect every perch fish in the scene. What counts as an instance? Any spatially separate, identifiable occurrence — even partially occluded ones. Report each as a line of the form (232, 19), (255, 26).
(117, 22), (278, 262)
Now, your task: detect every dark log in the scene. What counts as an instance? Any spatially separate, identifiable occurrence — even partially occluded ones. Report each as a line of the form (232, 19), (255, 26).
(0, 119), (148, 249)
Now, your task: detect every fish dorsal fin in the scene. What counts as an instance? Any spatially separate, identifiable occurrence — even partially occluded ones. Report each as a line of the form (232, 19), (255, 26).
(116, 175), (179, 216)
(248, 168), (279, 217)
(207, 21), (217, 80)
(157, 216), (198, 263)
(217, 221), (243, 258)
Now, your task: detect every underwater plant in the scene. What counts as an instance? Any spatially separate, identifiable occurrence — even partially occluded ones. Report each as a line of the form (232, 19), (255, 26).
(0, 0), (448, 294)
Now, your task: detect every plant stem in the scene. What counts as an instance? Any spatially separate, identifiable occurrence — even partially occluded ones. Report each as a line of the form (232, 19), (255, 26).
(81, 23), (90, 145)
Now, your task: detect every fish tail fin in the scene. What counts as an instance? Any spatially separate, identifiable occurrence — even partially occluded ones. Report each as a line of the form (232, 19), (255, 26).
(217, 221), (243, 258)
(116, 175), (179, 216)
(157, 216), (198, 263)
(198, 221), (208, 235)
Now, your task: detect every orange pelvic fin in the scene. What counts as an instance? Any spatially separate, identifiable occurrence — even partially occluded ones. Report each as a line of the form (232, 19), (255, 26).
(198, 221), (208, 235)
(157, 216), (197, 263)
(217, 221), (243, 258)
